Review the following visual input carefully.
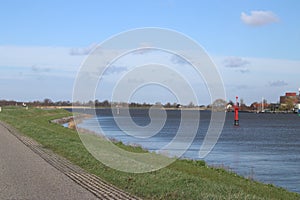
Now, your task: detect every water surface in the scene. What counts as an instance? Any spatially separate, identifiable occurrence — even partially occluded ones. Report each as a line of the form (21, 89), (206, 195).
(72, 108), (300, 193)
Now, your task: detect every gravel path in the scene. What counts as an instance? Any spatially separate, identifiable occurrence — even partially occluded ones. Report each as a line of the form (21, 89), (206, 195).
(0, 121), (140, 200)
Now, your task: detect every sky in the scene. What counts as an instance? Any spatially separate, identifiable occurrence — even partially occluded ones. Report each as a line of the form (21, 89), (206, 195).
(0, 0), (299, 105)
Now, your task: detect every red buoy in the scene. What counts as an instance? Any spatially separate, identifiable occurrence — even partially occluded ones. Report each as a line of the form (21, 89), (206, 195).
(234, 96), (239, 126)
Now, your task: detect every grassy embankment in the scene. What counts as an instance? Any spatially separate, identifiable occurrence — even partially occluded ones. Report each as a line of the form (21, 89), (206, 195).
(0, 107), (299, 200)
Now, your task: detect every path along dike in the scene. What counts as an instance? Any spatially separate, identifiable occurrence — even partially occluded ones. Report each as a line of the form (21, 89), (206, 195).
(0, 121), (140, 200)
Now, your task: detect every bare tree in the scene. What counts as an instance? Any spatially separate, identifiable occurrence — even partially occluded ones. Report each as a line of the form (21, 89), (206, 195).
(212, 99), (227, 112)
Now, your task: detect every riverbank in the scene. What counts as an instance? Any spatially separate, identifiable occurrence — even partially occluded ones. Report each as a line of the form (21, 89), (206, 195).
(0, 107), (299, 199)
(51, 113), (92, 129)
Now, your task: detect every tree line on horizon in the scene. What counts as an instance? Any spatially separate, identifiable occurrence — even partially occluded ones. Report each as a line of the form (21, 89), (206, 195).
(0, 98), (294, 112)
(0, 98), (204, 108)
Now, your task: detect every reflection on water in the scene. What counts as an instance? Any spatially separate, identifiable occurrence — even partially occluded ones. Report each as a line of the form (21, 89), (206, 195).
(74, 108), (300, 193)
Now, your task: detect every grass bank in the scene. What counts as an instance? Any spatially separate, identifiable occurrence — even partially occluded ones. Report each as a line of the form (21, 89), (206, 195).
(0, 107), (299, 199)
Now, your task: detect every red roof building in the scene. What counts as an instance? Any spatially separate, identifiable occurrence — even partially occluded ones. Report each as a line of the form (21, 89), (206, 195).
(280, 92), (299, 104)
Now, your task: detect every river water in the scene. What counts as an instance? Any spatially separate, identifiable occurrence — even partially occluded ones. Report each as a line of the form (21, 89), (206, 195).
(71, 108), (300, 193)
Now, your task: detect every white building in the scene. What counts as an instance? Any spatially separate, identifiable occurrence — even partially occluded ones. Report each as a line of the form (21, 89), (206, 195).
(294, 104), (300, 113)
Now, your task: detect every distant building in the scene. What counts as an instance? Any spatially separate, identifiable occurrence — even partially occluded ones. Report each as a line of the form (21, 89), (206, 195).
(280, 92), (300, 104)
(294, 103), (300, 113)
(269, 103), (280, 111)
(250, 102), (269, 111)
(226, 104), (233, 112)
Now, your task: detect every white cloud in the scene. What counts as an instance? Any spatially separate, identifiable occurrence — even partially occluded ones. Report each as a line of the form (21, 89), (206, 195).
(239, 68), (250, 74)
(223, 56), (250, 68)
(171, 54), (189, 65)
(0, 45), (86, 83)
(31, 65), (51, 73)
(0, 45), (82, 71)
(1, 44), (299, 104)
(215, 56), (300, 104)
(269, 80), (288, 87)
(241, 10), (279, 26)
(104, 65), (128, 75)
(70, 43), (97, 55)
(222, 56), (250, 73)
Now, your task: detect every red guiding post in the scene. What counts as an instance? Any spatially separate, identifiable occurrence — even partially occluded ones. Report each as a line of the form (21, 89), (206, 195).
(234, 107), (239, 120)
(234, 96), (239, 126)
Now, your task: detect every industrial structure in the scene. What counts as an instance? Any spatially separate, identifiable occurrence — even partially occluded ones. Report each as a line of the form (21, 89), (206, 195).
(280, 92), (300, 104)
(279, 88), (300, 113)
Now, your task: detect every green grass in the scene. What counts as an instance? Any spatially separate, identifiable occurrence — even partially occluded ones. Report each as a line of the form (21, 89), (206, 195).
(0, 107), (299, 200)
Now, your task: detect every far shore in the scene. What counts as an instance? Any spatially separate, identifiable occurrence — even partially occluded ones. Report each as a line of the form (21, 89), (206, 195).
(41, 106), (299, 114)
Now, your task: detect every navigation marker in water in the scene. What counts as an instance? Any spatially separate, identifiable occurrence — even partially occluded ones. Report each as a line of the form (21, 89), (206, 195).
(234, 96), (239, 126)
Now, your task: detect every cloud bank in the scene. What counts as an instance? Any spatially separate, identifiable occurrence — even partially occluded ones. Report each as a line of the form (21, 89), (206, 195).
(1, 44), (299, 104)
(241, 10), (279, 26)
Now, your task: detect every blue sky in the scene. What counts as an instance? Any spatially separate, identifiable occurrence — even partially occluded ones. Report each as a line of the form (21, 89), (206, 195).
(0, 1), (299, 105)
